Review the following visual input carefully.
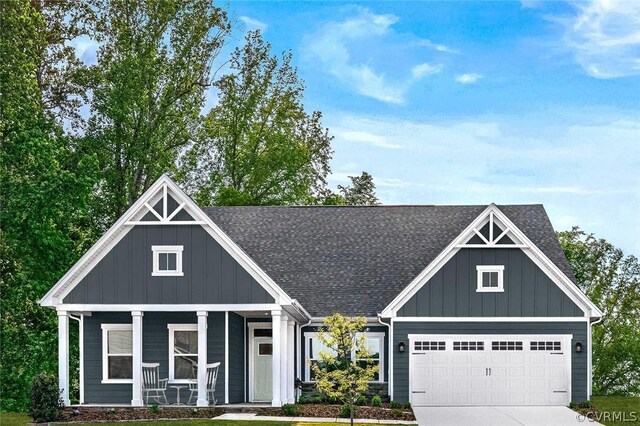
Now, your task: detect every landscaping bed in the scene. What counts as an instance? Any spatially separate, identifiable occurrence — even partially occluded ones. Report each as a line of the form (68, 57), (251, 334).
(268, 403), (415, 421)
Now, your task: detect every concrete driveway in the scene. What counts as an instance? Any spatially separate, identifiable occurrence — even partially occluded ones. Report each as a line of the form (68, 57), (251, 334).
(412, 406), (602, 426)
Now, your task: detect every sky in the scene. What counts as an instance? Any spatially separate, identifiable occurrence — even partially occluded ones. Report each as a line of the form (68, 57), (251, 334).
(71, 1), (640, 255)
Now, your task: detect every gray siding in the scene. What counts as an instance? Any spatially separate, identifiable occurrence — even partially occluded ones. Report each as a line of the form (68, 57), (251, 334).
(64, 225), (274, 304)
(398, 248), (583, 317)
(301, 325), (389, 384)
(392, 321), (588, 403)
(83, 311), (231, 404)
(228, 313), (245, 403)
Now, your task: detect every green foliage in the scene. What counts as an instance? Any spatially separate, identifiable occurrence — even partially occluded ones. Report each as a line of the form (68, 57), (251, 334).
(149, 405), (159, 414)
(319, 172), (380, 206)
(391, 408), (404, 418)
(390, 400), (401, 409)
(297, 396), (308, 404)
(28, 374), (64, 423)
(281, 403), (300, 416)
(558, 227), (640, 396)
(310, 314), (378, 425)
(569, 401), (577, 409)
(579, 400), (592, 409)
(371, 395), (382, 407)
(356, 395), (367, 406)
(179, 30), (333, 206)
(312, 396), (323, 404)
(403, 402), (412, 409)
(338, 403), (353, 418)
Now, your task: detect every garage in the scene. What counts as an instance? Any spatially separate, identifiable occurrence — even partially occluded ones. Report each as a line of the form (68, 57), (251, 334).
(409, 334), (571, 406)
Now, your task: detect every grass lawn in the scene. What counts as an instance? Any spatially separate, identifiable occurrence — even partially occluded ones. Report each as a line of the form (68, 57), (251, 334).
(591, 396), (640, 426)
(0, 412), (404, 426)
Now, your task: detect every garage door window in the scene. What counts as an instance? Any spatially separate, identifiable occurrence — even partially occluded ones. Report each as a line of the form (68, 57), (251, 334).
(491, 341), (523, 351)
(414, 341), (446, 351)
(531, 341), (561, 351)
(453, 341), (484, 351)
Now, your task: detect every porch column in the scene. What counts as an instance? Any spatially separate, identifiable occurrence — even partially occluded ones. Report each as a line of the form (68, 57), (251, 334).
(197, 311), (208, 407)
(271, 310), (281, 407)
(280, 315), (288, 403)
(57, 310), (70, 406)
(131, 311), (143, 407)
(286, 319), (295, 403)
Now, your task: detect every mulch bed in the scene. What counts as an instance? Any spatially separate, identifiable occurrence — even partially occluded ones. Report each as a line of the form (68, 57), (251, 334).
(267, 404), (416, 421)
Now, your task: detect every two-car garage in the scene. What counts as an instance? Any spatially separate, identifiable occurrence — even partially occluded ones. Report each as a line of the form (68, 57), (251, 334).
(409, 334), (572, 406)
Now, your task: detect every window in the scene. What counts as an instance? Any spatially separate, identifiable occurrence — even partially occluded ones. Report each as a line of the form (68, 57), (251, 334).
(152, 245), (184, 276)
(101, 324), (133, 383)
(414, 341), (446, 351)
(258, 343), (273, 355)
(491, 341), (523, 351)
(531, 341), (561, 351)
(453, 341), (484, 351)
(168, 324), (198, 382)
(305, 332), (384, 382)
(476, 265), (504, 292)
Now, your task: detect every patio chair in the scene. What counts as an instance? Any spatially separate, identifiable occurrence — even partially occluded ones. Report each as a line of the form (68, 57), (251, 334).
(142, 362), (168, 405)
(187, 362), (220, 405)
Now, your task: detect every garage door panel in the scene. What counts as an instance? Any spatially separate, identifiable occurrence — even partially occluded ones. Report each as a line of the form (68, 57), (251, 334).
(410, 335), (570, 407)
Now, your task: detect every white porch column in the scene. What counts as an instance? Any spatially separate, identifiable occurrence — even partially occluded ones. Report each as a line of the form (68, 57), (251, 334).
(197, 311), (208, 407)
(280, 315), (288, 404)
(57, 310), (70, 406)
(271, 310), (282, 407)
(131, 311), (144, 407)
(286, 319), (295, 403)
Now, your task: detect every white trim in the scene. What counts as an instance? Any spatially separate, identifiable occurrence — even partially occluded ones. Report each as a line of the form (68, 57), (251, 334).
(244, 317), (247, 402)
(57, 303), (281, 312)
(286, 320), (295, 404)
(101, 323), (133, 384)
(151, 245), (184, 277)
(40, 175), (296, 309)
(476, 265), (505, 293)
(224, 311), (229, 404)
(280, 315), (288, 404)
(407, 333), (573, 406)
(167, 323), (198, 384)
(197, 312), (208, 407)
(248, 322), (273, 403)
(80, 314), (84, 404)
(303, 332), (385, 383)
(58, 311), (70, 404)
(392, 317), (589, 322)
(382, 204), (602, 318)
(131, 311), (143, 406)
(271, 311), (282, 407)
(389, 317), (394, 400)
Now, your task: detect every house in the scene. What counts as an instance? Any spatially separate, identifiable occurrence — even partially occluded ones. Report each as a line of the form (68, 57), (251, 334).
(40, 175), (602, 408)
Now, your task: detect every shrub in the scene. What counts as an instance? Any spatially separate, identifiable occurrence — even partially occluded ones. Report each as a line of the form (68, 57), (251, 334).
(569, 401), (576, 409)
(338, 403), (353, 418)
(371, 395), (382, 406)
(404, 402), (412, 409)
(390, 400), (401, 409)
(298, 395), (308, 404)
(391, 408), (404, 418)
(149, 404), (159, 414)
(579, 400), (591, 409)
(282, 403), (300, 416)
(312, 396), (323, 403)
(356, 395), (367, 406)
(328, 395), (339, 404)
(28, 373), (64, 423)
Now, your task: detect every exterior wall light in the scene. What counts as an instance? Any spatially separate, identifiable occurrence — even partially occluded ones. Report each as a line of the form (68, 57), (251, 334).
(575, 342), (582, 353)
(398, 342), (405, 353)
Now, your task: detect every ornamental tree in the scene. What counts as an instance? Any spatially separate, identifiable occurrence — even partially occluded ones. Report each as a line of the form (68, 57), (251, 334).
(310, 313), (379, 426)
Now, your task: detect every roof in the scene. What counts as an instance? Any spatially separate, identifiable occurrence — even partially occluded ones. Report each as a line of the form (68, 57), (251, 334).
(203, 204), (577, 317)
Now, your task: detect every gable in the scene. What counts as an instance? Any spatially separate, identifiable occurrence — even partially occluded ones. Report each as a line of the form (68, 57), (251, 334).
(397, 248), (583, 317)
(63, 224), (274, 305)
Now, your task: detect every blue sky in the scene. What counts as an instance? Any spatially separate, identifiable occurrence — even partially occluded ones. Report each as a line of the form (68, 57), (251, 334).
(71, 1), (640, 255)
(226, 1), (640, 255)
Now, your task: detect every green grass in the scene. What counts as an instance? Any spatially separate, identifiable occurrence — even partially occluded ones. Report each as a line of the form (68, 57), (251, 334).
(591, 396), (640, 426)
(0, 412), (401, 426)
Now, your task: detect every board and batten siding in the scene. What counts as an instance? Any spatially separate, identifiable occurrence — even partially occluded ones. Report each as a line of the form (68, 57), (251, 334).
(392, 321), (588, 403)
(397, 248), (583, 317)
(83, 311), (241, 404)
(64, 224), (274, 304)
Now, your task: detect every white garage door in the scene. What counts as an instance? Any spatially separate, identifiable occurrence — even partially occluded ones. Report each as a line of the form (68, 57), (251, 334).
(410, 335), (571, 406)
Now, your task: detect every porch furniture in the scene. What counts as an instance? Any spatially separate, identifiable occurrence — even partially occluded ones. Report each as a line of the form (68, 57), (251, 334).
(187, 362), (220, 405)
(170, 385), (187, 406)
(142, 362), (168, 405)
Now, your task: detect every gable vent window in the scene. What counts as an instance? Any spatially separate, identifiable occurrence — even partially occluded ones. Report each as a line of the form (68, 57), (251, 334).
(476, 265), (505, 292)
(414, 341), (446, 351)
(152, 245), (184, 276)
(492, 341), (523, 351)
(531, 341), (561, 351)
(453, 341), (484, 351)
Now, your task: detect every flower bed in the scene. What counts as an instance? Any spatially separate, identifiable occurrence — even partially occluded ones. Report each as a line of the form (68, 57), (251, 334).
(268, 404), (415, 421)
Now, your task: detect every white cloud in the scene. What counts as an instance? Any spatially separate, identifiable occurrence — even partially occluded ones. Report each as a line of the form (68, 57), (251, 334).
(455, 73), (483, 84)
(419, 39), (460, 54)
(68, 35), (98, 65)
(559, 0), (640, 78)
(337, 130), (402, 149)
(304, 7), (442, 104)
(239, 16), (268, 32)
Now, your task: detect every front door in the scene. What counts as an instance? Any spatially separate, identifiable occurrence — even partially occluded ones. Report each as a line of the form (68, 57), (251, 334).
(252, 337), (273, 402)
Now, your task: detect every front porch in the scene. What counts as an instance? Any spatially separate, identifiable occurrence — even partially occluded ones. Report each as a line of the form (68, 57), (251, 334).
(57, 305), (307, 408)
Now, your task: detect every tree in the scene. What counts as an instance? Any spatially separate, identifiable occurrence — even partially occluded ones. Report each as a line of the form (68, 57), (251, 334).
(310, 314), (379, 426)
(0, 0), (98, 411)
(83, 0), (230, 226)
(178, 30), (333, 206)
(320, 172), (380, 205)
(557, 227), (640, 396)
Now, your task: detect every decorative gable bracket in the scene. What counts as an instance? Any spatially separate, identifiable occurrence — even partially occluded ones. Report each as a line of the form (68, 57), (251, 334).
(456, 210), (526, 248)
(125, 182), (205, 226)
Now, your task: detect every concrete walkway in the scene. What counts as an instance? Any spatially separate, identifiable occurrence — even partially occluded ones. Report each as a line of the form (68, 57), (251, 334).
(412, 406), (603, 426)
(212, 412), (417, 424)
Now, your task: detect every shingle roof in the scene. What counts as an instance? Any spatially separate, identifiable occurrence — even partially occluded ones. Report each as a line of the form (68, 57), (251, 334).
(202, 204), (576, 317)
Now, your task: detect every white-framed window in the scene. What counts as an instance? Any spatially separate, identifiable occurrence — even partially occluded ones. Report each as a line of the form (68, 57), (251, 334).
(476, 265), (505, 292)
(101, 324), (133, 383)
(304, 332), (385, 382)
(152, 245), (184, 276)
(167, 324), (198, 383)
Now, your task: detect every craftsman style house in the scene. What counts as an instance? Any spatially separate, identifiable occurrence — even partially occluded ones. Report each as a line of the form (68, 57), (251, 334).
(40, 175), (602, 408)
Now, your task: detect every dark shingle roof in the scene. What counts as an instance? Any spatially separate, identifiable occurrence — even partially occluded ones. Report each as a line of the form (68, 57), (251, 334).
(202, 204), (575, 317)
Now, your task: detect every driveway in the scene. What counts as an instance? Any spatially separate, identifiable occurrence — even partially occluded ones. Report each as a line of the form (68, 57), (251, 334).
(412, 406), (603, 426)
